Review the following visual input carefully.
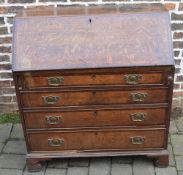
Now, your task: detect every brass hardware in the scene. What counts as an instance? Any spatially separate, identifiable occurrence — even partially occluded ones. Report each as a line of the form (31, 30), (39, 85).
(46, 116), (62, 125)
(48, 138), (64, 147)
(130, 136), (145, 145)
(47, 77), (64, 86)
(130, 113), (146, 122)
(167, 75), (173, 85)
(42, 96), (59, 104)
(124, 74), (142, 84)
(131, 92), (147, 102)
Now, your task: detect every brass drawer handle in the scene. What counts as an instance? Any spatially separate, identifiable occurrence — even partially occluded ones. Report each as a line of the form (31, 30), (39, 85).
(46, 116), (62, 125)
(47, 77), (64, 86)
(124, 74), (142, 84)
(131, 92), (147, 102)
(42, 96), (59, 104)
(130, 136), (145, 145)
(48, 138), (64, 147)
(130, 113), (146, 122)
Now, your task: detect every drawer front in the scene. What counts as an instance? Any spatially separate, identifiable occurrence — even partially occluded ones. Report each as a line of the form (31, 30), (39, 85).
(23, 72), (164, 89)
(28, 129), (166, 151)
(24, 108), (167, 129)
(21, 88), (168, 107)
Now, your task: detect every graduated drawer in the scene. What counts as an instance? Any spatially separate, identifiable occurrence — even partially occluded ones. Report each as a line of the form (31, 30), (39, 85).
(24, 107), (167, 129)
(28, 129), (166, 151)
(21, 71), (167, 89)
(21, 88), (168, 108)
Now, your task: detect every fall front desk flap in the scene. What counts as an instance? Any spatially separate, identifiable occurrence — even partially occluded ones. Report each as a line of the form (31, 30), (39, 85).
(12, 5), (174, 72)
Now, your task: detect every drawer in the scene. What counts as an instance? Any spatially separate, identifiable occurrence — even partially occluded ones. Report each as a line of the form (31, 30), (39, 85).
(21, 88), (168, 107)
(24, 108), (167, 129)
(22, 72), (165, 89)
(28, 129), (166, 151)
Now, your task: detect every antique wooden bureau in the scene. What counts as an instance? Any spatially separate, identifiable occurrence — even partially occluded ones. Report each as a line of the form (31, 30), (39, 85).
(12, 5), (174, 172)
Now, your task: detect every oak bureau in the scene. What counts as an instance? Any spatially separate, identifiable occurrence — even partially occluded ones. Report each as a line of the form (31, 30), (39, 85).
(12, 4), (175, 172)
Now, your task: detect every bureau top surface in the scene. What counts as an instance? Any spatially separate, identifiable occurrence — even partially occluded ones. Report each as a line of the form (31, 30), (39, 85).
(12, 4), (174, 72)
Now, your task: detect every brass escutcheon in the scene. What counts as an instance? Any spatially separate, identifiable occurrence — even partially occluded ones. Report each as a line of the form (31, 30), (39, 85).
(46, 116), (62, 125)
(47, 77), (64, 86)
(131, 92), (147, 102)
(48, 138), (64, 147)
(130, 113), (147, 122)
(42, 96), (59, 104)
(130, 136), (145, 145)
(124, 74), (142, 84)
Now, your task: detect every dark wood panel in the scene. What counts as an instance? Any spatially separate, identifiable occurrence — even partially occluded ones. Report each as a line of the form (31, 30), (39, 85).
(28, 129), (166, 151)
(24, 108), (167, 129)
(21, 88), (168, 107)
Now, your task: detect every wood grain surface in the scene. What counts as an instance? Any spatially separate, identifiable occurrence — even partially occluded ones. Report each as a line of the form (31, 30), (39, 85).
(22, 72), (164, 89)
(27, 128), (166, 151)
(12, 5), (173, 71)
(24, 107), (167, 129)
(20, 88), (168, 107)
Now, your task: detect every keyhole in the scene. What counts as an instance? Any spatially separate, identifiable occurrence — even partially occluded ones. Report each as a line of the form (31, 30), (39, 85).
(89, 18), (92, 23)
(93, 111), (98, 117)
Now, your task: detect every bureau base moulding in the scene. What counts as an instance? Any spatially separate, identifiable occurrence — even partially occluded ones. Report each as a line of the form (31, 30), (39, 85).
(26, 150), (169, 172)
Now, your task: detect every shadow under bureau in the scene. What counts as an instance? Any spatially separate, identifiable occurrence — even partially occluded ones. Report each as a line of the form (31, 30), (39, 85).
(12, 4), (175, 172)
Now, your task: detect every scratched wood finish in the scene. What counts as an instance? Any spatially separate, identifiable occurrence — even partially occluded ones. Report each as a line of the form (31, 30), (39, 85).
(12, 4), (175, 172)
(12, 5), (173, 72)
(24, 108), (167, 129)
(28, 129), (166, 151)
